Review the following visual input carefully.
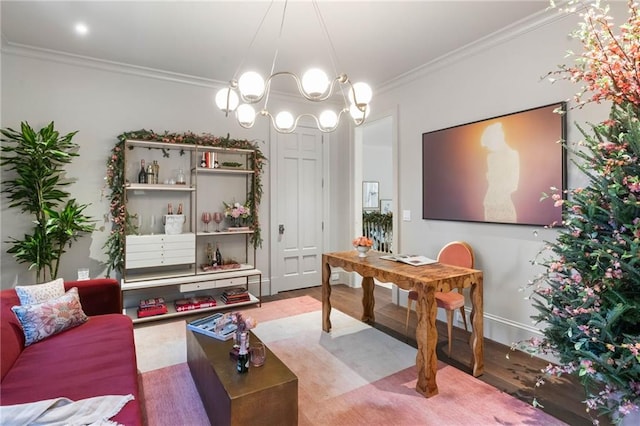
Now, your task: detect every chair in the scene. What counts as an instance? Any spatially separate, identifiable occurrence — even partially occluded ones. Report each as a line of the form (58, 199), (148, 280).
(404, 241), (475, 357)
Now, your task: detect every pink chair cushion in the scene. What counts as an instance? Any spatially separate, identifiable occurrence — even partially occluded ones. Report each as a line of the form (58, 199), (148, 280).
(435, 291), (465, 310)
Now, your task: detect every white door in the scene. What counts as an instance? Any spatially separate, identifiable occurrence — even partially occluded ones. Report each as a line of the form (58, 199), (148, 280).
(270, 126), (324, 294)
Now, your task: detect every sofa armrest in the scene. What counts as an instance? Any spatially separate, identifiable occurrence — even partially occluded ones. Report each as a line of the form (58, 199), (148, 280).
(64, 278), (122, 316)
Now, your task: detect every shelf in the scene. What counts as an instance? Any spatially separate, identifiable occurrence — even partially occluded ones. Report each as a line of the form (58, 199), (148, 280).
(196, 229), (254, 237)
(125, 292), (260, 324)
(126, 183), (195, 191)
(197, 146), (255, 154)
(125, 139), (198, 151)
(121, 139), (260, 325)
(122, 267), (260, 290)
(196, 264), (256, 276)
(195, 167), (254, 175)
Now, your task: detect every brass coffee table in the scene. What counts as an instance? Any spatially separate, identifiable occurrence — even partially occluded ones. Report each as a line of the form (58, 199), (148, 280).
(186, 329), (298, 425)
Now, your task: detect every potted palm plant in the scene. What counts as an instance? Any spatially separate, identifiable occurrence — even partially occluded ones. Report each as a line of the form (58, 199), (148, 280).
(0, 121), (95, 282)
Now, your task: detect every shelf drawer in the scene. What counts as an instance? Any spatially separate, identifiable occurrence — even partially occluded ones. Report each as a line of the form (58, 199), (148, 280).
(127, 233), (194, 246)
(125, 233), (195, 269)
(126, 253), (194, 269)
(180, 277), (246, 292)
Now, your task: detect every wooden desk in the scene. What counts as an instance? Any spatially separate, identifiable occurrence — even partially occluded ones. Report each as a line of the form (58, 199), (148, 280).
(322, 250), (484, 398)
(187, 330), (298, 425)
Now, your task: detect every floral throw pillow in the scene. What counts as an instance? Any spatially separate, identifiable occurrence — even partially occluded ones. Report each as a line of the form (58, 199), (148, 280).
(15, 278), (65, 305)
(11, 287), (88, 346)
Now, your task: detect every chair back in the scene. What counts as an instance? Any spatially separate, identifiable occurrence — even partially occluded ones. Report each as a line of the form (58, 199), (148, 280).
(437, 241), (474, 269)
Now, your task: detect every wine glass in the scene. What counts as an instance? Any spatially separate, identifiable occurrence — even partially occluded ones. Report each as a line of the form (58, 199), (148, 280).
(213, 212), (224, 232)
(201, 212), (212, 233)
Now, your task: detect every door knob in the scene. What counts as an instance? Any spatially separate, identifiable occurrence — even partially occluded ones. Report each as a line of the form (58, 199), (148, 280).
(279, 224), (285, 235)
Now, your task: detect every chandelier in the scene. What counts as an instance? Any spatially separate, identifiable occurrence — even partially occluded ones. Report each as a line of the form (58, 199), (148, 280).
(214, 1), (372, 134)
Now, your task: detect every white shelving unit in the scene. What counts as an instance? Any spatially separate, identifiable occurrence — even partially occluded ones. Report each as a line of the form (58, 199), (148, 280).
(121, 139), (261, 323)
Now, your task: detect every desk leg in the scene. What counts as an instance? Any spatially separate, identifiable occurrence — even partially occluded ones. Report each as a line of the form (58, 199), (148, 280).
(469, 275), (484, 377)
(322, 256), (332, 332)
(361, 277), (375, 324)
(415, 285), (438, 397)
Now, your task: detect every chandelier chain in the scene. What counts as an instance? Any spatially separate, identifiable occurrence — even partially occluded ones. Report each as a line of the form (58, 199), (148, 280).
(232, 1), (276, 82)
(312, 1), (349, 106)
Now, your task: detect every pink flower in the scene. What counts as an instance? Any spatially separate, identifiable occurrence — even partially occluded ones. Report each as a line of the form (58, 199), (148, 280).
(352, 236), (373, 247)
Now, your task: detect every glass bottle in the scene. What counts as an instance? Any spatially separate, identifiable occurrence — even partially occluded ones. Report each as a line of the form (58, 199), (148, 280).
(215, 244), (222, 267)
(236, 332), (249, 374)
(138, 159), (147, 184)
(146, 163), (155, 184)
(176, 168), (186, 185)
(153, 160), (159, 184)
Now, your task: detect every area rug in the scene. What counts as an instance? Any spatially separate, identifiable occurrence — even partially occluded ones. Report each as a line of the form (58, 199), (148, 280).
(138, 297), (566, 425)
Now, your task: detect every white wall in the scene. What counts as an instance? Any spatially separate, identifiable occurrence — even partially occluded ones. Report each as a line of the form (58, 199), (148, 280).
(374, 9), (611, 345)
(0, 47), (351, 289)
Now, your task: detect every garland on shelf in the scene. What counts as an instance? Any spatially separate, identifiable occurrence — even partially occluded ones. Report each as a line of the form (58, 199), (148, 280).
(104, 129), (266, 277)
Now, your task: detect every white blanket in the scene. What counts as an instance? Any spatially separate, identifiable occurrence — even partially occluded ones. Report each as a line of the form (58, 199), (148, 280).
(0, 394), (134, 426)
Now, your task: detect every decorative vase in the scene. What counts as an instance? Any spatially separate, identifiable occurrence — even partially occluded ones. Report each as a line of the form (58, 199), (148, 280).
(228, 217), (242, 228)
(356, 246), (371, 258)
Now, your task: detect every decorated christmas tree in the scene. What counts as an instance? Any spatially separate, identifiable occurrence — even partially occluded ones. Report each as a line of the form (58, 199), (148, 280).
(522, 1), (640, 423)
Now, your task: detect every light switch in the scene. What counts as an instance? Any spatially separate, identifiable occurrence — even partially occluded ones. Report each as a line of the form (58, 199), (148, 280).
(402, 210), (411, 221)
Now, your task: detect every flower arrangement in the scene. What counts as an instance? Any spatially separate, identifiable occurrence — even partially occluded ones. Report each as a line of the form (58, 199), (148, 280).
(224, 201), (251, 227)
(513, 1), (640, 423)
(230, 311), (258, 333)
(352, 236), (373, 247)
(219, 311), (258, 348)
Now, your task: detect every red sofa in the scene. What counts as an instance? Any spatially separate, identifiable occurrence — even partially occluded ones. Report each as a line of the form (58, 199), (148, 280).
(0, 278), (142, 425)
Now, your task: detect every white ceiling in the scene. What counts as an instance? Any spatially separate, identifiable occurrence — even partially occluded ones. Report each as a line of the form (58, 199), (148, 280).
(1, 1), (550, 91)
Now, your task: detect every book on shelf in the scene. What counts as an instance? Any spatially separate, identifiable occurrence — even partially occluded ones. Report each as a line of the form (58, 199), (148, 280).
(222, 287), (249, 297)
(221, 287), (250, 304)
(187, 312), (237, 341)
(174, 295), (217, 312)
(222, 295), (251, 304)
(139, 297), (165, 309)
(137, 304), (168, 318)
(380, 254), (437, 266)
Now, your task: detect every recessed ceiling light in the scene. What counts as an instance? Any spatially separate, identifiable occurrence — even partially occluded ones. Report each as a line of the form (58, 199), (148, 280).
(74, 23), (89, 36)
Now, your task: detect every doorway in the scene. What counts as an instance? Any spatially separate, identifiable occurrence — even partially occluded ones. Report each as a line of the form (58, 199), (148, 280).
(269, 126), (325, 295)
(354, 111), (398, 297)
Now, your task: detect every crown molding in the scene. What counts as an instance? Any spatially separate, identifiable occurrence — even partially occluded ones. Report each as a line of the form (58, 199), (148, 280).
(1, 41), (338, 106)
(2, 41), (223, 89)
(377, 5), (578, 96)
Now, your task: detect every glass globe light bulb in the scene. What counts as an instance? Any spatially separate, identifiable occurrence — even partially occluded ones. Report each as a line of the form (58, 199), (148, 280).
(275, 111), (295, 131)
(215, 88), (239, 112)
(302, 68), (330, 98)
(319, 110), (338, 130)
(350, 103), (370, 125)
(238, 71), (265, 101)
(348, 82), (373, 106)
(236, 104), (256, 127)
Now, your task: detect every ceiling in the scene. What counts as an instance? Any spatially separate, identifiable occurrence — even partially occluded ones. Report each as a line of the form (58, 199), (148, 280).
(1, 1), (550, 92)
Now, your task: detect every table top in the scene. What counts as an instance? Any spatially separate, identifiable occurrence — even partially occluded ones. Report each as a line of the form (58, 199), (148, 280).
(187, 330), (297, 398)
(324, 250), (482, 291)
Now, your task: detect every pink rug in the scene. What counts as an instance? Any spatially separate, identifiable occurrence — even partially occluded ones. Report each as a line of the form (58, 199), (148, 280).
(141, 296), (566, 425)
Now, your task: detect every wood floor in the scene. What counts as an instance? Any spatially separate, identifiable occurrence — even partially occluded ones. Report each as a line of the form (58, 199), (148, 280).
(261, 284), (608, 426)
